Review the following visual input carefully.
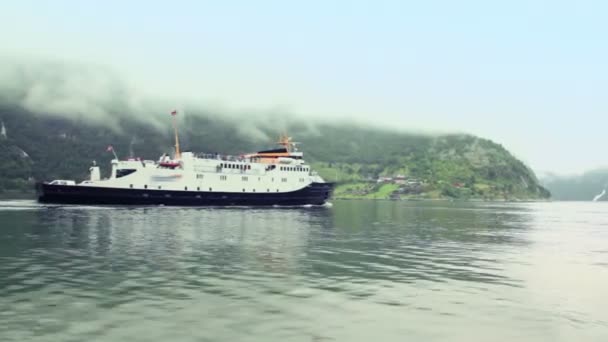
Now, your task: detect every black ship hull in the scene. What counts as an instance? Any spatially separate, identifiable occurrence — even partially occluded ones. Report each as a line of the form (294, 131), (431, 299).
(36, 182), (334, 206)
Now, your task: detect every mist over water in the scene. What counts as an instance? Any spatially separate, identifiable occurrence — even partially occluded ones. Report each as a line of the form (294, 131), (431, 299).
(1, 200), (607, 341)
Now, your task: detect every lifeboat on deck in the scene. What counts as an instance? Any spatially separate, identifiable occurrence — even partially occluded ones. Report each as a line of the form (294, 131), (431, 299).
(159, 160), (181, 168)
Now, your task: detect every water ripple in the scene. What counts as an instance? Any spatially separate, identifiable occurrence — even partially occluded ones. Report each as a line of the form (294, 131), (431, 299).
(0, 200), (607, 341)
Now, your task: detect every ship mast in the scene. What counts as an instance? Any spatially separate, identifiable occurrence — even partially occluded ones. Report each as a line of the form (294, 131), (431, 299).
(278, 133), (292, 152)
(277, 132), (300, 153)
(171, 110), (181, 160)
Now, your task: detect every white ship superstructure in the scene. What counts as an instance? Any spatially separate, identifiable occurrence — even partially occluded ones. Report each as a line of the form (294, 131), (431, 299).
(37, 112), (333, 206)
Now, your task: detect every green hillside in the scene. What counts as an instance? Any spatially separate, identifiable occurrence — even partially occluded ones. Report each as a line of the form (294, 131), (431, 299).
(0, 106), (549, 200)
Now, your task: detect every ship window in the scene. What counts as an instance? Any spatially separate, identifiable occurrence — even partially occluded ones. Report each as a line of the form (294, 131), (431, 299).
(197, 187), (200, 191)
(258, 177), (261, 181)
(248, 165), (251, 170)
(253, 189), (256, 192)
(220, 175), (227, 181)
(276, 189), (279, 192)
(242, 188), (245, 192)
(130, 184), (133, 188)
(271, 178), (274, 182)
(242, 176), (248, 181)
(267, 189), (270, 192)
(144, 185), (148, 189)
(158, 186), (162, 189)
(184, 186), (188, 191)
(281, 178), (287, 182)
(117, 169), (137, 178)
(209, 187), (212, 191)
(196, 174), (204, 179)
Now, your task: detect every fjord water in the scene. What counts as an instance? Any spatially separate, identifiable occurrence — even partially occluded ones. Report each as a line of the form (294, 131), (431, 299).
(0, 200), (607, 341)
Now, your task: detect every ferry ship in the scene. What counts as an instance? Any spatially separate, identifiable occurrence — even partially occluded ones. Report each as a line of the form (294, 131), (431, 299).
(36, 112), (334, 206)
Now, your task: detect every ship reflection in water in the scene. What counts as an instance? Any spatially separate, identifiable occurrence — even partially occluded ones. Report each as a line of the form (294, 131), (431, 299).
(0, 200), (607, 341)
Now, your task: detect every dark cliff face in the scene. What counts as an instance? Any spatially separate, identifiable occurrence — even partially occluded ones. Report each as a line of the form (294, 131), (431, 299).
(0, 106), (549, 199)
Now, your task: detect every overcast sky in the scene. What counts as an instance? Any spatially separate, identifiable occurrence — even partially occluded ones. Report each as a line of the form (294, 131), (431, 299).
(1, 0), (606, 174)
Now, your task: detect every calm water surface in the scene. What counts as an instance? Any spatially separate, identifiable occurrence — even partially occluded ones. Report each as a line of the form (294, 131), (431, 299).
(0, 200), (607, 341)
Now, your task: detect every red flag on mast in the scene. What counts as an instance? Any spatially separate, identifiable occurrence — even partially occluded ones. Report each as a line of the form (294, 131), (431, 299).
(171, 110), (177, 116)
(106, 145), (113, 152)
